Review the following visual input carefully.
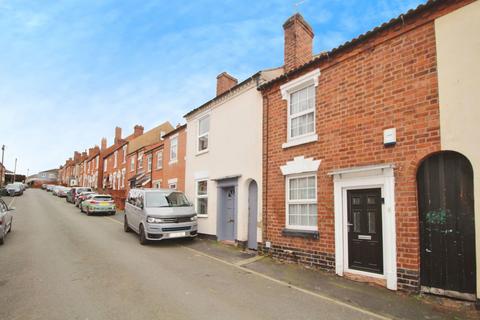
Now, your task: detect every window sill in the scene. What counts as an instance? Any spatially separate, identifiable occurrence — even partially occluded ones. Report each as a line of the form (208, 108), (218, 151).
(169, 160), (178, 165)
(196, 150), (209, 156)
(282, 228), (319, 239)
(197, 214), (208, 218)
(282, 134), (318, 149)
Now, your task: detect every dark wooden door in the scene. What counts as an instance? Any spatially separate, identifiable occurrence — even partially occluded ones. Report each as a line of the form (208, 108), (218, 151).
(417, 151), (476, 295)
(347, 188), (383, 274)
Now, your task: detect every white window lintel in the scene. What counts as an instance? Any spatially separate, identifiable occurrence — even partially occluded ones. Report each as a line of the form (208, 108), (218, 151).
(280, 156), (321, 176)
(280, 68), (320, 100)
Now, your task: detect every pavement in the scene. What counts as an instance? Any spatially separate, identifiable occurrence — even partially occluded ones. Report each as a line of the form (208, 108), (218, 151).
(0, 189), (478, 320)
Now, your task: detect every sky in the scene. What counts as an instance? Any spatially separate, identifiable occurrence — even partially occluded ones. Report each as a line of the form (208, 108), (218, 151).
(0, 0), (424, 175)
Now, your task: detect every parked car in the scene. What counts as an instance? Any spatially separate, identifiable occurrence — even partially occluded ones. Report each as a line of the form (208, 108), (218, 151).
(80, 194), (116, 216)
(66, 187), (92, 204)
(57, 187), (70, 198)
(124, 188), (197, 245)
(52, 186), (61, 196)
(5, 184), (23, 196)
(75, 191), (95, 208)
(46, 185), (55, 192)
(0, 198), (14, 245)
(0, 188), (8, 196)
(41, 184), (47, 190)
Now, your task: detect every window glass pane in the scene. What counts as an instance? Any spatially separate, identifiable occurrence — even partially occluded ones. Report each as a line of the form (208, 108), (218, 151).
(197, 198), (208, 215)
(198, 135), (208, 151)
(290, 111), (314, 138)
(353, 211), (361, 232)
(199, 117), (209, 135)
(197, 180), (207, 196)
(290, 86), (315, 116)
(368, 211), (376, 234)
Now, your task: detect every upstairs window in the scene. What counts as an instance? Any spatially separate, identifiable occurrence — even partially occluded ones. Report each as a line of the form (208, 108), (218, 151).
(280, 69), (320, 149)
(156, 150), (163, 169)
(198, 116), (209, 153)
(147, 154), (152, 172)
(138, 153), (143, 169)
(114, 150), (118, 168)
(130, 157), (135, 172)
(289, 85), (315, 139)
(170, 136), (178, 163)
(122, 145), (127, 163)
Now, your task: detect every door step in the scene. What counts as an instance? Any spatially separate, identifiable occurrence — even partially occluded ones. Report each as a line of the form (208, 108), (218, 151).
(421, 286), (476, 302)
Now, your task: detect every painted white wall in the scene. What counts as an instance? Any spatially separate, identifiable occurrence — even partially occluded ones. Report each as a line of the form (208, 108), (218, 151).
(185, 81), (263, 243)
(435, 0), (480, 299)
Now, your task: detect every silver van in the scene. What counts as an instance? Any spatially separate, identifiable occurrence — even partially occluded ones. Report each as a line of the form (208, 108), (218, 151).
(124, 188), (197, 245)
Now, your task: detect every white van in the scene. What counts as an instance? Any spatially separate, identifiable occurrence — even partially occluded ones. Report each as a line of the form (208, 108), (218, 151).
(124, 188), (198, 244)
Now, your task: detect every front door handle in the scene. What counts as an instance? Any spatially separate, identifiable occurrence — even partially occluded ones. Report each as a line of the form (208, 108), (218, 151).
(228, 219), (234, 223)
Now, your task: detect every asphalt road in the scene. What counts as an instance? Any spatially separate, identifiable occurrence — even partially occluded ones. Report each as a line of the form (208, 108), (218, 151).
(0, 189), (379, 320)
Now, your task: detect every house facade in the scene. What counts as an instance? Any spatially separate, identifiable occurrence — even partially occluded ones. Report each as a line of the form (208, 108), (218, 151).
(126, 122), (173, 190)
(184, 70), (281, 248)
(259, 0), (479, 303)
(162, 124), (186, 191)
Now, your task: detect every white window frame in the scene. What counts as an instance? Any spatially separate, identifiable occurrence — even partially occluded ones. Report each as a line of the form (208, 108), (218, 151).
(156, 150), (163, 169)
(195, 179), (208, 216)
(138, 152), (143, 169)
(285, 173), (318, 231)
(130, 156), (135, 172)
(95, 156), (99, 169)
(197, 115), (209, 154)
(168, 178), (178, 190)
(104, 159), (107, 172)
(280, 69), (320, 149)
(169, 135), (178, 164)
(121, 168), (126, 189)
(147, 154), (152, 172)
(122, 145), (127, 163)
(114, 150), (118, 168)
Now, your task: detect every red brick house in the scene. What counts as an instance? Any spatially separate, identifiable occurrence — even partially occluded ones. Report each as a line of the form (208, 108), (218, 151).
(126, 122), (174, 190)
(259, 0), (478, 301)
(160, 124), (186, 192)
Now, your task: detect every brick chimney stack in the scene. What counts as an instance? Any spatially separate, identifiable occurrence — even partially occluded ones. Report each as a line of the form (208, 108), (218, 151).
(134, 125), (144, 137)
(216, 72), (238, 96)
(73, 151), (81, 162)
(283, 13), (314, 72)
(114, 127), (122, 144)
(101, 138), (107, 151)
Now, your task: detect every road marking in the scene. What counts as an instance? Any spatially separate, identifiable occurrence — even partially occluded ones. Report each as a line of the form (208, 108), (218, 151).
(182, 246), (391, 320)
(102, 216), (391, 319)
(234, 255), (265, 266)
(105, 217), (122, 225)
(8, 197), (16, 208)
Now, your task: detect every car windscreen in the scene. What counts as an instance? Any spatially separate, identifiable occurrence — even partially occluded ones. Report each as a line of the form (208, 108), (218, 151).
(145, 191), (191, 208)
(77, 188), (91, 193)
(6, 184), (19, 190)
(93, 196), (112, 201)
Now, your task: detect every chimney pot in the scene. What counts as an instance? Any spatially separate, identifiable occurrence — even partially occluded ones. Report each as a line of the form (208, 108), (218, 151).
(216, 72), (238, 96)
(283, 13), (314, 72)
(101, 138), (107, 151)
(134, 125), (144, 137)
(115, 127), (122, 144)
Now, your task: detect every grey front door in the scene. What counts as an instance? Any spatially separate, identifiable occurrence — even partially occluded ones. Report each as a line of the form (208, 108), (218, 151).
(248, 181), (258, 249)
(221, 187), (235, 241)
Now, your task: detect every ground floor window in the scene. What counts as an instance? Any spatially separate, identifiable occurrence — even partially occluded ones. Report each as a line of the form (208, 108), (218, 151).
(286, 174), (317, 230)
(196, 180), (208, 215)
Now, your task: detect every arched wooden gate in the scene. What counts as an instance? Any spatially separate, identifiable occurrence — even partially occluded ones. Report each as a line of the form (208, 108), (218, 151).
(417, 151), (476, 300)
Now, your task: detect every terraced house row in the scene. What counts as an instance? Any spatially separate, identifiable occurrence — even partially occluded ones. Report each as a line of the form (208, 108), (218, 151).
(57, 0), (480, 305)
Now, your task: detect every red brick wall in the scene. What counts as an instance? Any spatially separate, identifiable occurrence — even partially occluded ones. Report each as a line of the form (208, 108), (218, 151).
(262, 18), (443, 291)
(162, 127), (186, 192)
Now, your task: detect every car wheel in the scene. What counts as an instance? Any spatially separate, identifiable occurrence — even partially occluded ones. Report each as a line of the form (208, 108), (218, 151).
(139, 225), (148, 245)
(110, 211), (115, 216)
(0, 232), (4, 245)
(86, 208), (91, 216)
(124, 216), (131, 233)
(8, 218), (12, 233)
